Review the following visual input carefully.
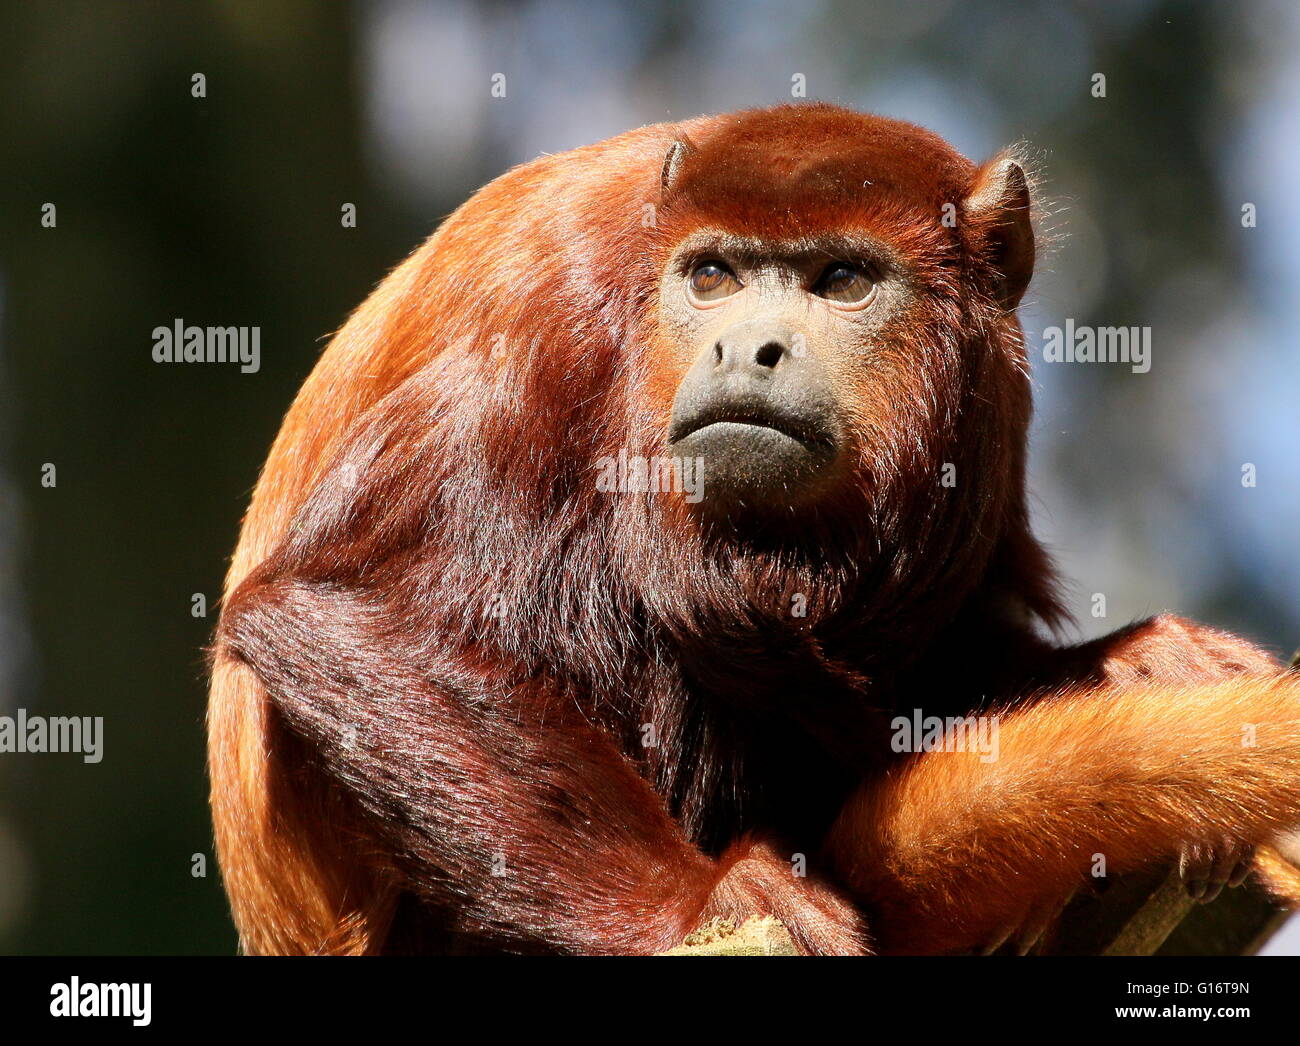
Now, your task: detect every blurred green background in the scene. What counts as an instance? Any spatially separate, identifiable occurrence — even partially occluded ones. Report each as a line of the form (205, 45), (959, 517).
(0, 0), (1296, 954)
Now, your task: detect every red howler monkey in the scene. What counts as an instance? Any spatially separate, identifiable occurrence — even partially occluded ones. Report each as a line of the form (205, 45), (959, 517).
(208, 103), (1300, 956)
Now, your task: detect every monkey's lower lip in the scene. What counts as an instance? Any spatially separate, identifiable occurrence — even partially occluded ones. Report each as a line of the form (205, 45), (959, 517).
(669, 412), (833, 452)
(667, 410), (840, 510)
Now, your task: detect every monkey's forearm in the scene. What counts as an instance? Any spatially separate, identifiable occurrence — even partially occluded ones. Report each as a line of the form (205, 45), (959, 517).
(827, 674), (1300, 954)
(219, 575), (867, 953)
(219, 576), (728, 953)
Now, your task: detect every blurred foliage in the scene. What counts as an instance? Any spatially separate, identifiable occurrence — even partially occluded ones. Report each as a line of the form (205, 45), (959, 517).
(0, 1), (425, 953)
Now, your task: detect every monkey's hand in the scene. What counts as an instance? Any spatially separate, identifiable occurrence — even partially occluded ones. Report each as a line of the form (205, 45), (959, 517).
(1087, 615), (1283, 901)
(1044, 614), (1288, 902)
(698, 837), (869, 955)
(1178, 837), (1255, 904)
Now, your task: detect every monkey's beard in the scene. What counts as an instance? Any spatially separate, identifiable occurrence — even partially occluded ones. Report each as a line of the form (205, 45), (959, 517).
(608, 391), (1013, 692)
(623, 452), (916, 655)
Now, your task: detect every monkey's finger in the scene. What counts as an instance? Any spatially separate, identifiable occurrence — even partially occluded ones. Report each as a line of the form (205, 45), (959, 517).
(1199, 842), (1244, 903)
(1014, 920), (1049, 955)
(1015, 888), (1076, 955)
(979, 924), (1014, 956)
(1178, 842), (1203, 878)
(1179, 842), (1214, 897)
(1228, 849), (1256, 889)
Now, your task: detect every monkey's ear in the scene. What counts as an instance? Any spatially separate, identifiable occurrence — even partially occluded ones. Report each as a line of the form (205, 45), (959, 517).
(964, 156), (1034, 311)
(661, 137), (696, 197)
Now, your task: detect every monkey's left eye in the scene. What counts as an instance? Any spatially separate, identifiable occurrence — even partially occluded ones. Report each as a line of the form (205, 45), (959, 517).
(814, 263), (875, 307)
(687, 262), (742, 303)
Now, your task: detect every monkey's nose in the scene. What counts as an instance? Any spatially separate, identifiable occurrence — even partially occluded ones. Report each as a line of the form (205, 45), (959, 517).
(713, 333), (792, 374)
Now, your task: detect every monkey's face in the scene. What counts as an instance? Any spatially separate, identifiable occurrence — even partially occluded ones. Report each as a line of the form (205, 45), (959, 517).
(644, 107), (1034, 548)
(659, 229), (918, 518)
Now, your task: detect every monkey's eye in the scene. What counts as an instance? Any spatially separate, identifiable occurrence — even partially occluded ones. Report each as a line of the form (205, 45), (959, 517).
(814, 263), (875, 307)
(687, 261), (741, 303)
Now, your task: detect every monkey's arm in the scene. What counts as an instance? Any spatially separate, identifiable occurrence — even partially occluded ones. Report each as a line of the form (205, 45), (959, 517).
(219, 576), (865, 955)
(824, 675), (1300, 955)
(1017, 614), (1297, 900)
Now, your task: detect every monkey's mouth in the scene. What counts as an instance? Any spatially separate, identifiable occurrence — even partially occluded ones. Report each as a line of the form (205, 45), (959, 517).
(668, 404), (834, 454)
(666, 394), (841, 512)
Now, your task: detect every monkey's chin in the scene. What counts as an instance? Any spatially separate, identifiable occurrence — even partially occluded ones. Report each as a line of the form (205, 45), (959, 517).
(669, 420), (840, 515)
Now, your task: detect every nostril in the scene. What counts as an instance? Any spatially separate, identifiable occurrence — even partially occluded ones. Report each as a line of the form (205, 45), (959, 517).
(754, 341), (785, 369)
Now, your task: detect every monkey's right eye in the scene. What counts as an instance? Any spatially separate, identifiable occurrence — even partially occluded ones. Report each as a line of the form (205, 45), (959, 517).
(687, 262), (741, 303)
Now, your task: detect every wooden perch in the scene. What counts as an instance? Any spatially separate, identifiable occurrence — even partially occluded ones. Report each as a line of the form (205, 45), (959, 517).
(660, 870), (1291, 955)
(662, 916), (798, 956)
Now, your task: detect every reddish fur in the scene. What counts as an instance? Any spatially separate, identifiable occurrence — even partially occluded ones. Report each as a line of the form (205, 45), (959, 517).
(827, 676), (1300, 954)
(208, 104), (1300, 955)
